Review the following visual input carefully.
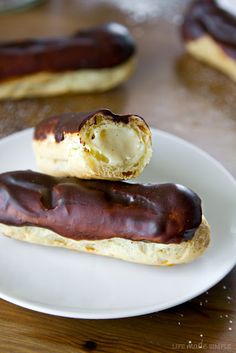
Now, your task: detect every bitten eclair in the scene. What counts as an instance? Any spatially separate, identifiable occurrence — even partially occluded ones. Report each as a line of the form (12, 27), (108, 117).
(0, 23), (136, 99)
(0, 171), (210, 266)
(182, 0), (236, 81)
(33, 109), (152, 180)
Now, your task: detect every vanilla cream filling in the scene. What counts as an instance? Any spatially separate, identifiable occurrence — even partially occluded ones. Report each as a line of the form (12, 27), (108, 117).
(89, 125), (144, 166)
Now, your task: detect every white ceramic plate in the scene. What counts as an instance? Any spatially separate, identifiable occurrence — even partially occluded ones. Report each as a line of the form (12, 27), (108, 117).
(0, 128), (235, 319)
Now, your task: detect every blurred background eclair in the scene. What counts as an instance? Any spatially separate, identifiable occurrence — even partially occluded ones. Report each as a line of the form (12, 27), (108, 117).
(182, 0), (236, 82)
(0, 22), (136, 100)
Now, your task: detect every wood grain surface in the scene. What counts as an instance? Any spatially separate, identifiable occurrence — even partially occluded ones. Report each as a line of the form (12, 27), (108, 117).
(0, 1), (235, 352)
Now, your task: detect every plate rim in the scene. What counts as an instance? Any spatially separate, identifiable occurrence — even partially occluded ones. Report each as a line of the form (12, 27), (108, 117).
(0, 127), (235, 319)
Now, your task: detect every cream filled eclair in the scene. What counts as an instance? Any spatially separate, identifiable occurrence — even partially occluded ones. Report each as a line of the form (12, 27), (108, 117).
(182, 0), (236, 81)
(0, 171), (210, 266)
(33, 109), (152, 180)
(0, 23), (136, 99)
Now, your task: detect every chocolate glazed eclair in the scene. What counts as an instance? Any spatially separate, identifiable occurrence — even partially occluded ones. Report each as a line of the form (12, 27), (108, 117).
(0, 171), (210, 265)
(33, 109), (152, 180)
(182, 0), (236, 81)
(0, 23), (136, 99)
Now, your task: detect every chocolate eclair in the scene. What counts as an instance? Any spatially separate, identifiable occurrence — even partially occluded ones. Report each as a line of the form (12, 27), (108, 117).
(33, 109), (152, 181)
(182, 0), (236, 81)
(0, 170), (210, 265)
(0, 23), (136, 99)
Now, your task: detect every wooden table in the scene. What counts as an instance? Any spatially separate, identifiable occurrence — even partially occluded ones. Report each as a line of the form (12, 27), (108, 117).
(0, 1), (235, 352)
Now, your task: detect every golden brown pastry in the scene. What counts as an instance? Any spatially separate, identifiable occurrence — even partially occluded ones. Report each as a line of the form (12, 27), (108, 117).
(33, 109), (152, 181)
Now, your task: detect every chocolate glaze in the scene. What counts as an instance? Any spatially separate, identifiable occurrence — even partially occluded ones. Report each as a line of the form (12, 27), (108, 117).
(182, 0), (236, 59)
(0, 23), (136, 81)
(0, 170), (202, 244)
(34, 109), (147, 143)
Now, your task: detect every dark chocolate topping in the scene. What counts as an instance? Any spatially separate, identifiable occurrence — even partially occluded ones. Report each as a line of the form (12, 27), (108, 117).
(0, 170), (202, 244)
(182, 0), (236, 58)
(34, 109), (147, 143)
(0, 23), (136, 81)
